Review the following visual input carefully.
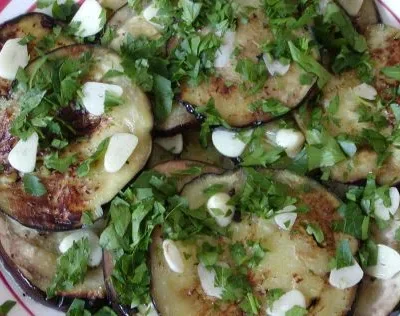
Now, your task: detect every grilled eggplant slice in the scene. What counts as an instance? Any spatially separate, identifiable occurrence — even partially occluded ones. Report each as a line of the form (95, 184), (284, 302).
(108, 4), (161, 52)
(0, 213), (106, 305)
(353, 215), (400, 316)
(294, 70), (400, 185)
(0, 45), (153, 230)
(103, 160), (223, 315)
(366, 24), (400, 103)
(0, 13), (74, 96)
(151, 169), (358, 316)
(179, 7), (316, 127)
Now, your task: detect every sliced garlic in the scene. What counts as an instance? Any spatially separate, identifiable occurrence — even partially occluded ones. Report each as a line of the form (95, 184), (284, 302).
(353, 83), (378, 100)
(274, 205), (298, 231)
(212, 128), (251, 158)
(214, 31), (236, 68)
(104, 133), (138, 173)
(0, 38), (29, 80)
(366, 244), (400, 280)
(266, 289), (306, 316)
(263, 54), (290, 76)
(329, 261), (364, 289)
(70, 0), (105, 37)
(8, 132), (39, 173)
(81, 82), (123, 116)
(374, 187), (400, 221)
(162, 239), (185, 273)
(59, 229), (102, 267)
(154, 134), (183, 154)
(206, 192), (235, 227)
(142, 3), (163, 29)
(275, 129), (305, 158)
(197, 262), (223, 299)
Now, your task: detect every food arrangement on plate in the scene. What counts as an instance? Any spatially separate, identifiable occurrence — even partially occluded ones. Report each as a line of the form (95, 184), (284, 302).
(0, 0), (400, 315)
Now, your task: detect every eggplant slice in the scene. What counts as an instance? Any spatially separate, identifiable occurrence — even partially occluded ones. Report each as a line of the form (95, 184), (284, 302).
(353, 214), (400, 316)
(99, 0), (127, 11)
(294, 69), (400, 185)
(151, 169), (359, 316)
(366, 24), (400, 103)
(155, 102), (198, 133)
(179, 7), (316, 127)
(0, 13), (74, 96)
(0, 213), (106, 305)
(0, 45), (153, 230)
(103, 160), (223, 315)
(107, 4), (161, 52)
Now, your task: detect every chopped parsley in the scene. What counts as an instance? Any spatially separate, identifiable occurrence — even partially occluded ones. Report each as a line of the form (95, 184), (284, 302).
(66, 299), (117, 316)
(47, 238), (90, 298)
(23, 174), (47, 197)
(77, 138), (110, 177)
(331, 239), (354, 269)
(305, 223), (325, 244)
(381, 65), (400, 81)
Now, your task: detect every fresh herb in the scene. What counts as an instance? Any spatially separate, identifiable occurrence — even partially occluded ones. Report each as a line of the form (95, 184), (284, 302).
(381, 65), (400, 81)
(47, 238), (90, 298)
(77, 138), (110, 177)
(288, 41), (331, 88)
(66, 298), (117, 316)
(286, 306), (308, 316)
(100, 26), (116, 46)
(82, 211), (94, 226)
(44, 152), (76, 173)
(235, 58), (268, 94)
(153, 75), (174, 121)
(249, 98), (289, 117)
(306, 129), (346, 170)
(198, 242), (221, 267)
(267, 288), (285, 306)
(23, 174), (47, 197)
(197, 98), (231, 147)
(104, 91), (124, 111)
(358, 239), (378, 268)
(306, 223), (325, 244)
(333, 202), (369, 240)
(331, 239), (354, 269)
(395, 227), (400, 242)
(0, 301), (16, 316)
(18, 34), (36, 45)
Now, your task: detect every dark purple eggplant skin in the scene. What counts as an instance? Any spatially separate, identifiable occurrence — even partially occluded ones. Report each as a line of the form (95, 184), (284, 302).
(0, 241), (105, 312)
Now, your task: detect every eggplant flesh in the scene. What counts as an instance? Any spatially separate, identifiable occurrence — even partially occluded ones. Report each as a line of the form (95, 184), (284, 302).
(0, 13), (74, 97)
(99, 0), (127, 11)
(151, 169), (358, 316)
(0, 45), (153, 230)
(0, 213), (106, 305)
(179, 6), (316, 127)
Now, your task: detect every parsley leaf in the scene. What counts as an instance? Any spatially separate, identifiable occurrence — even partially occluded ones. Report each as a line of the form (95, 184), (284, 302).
(235, 58), (268, 94)
(267, 288), (285, 306)
(288, 41), (331, 88)
(358, 239), (378, 268)
(23, 174), (47, 197)
(196, 98), (231, 147)
(286, 306), (308, 316)
(306, 223), (325, 244)
(180, 0), (203, 25)
(381, 65), (400, 81)
(44, 152), (76, 173)
(77, 138), (110, 177)
(66, 298), (117, 316)
(153, 75), (174, 122)
(333, 239), (354, 269)
(47, 238), (90, 298)
(0, 301), (16, 316)
(249, 98), (289, 117)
